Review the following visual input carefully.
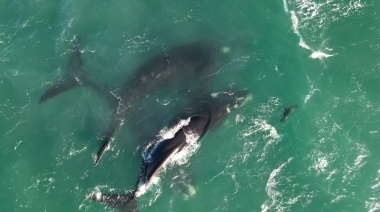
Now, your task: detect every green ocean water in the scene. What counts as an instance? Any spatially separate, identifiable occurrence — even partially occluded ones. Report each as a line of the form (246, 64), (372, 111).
(1, 0), (380, 211)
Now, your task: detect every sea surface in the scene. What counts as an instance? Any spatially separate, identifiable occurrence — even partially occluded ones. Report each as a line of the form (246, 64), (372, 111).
(1, 0), (380, 211)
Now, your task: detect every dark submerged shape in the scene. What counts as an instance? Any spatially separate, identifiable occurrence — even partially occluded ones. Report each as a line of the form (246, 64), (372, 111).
(39, 36), (236, 165)
(39, 36), (86, 103)
(87, 90), (251, 211)
(280, 105), (297, 122)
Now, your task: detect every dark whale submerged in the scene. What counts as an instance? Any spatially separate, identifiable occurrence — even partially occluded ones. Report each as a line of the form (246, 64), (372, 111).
(280, 105), (297, 122)
(39, 36), (237, 165)
(86, 90), (251, 211)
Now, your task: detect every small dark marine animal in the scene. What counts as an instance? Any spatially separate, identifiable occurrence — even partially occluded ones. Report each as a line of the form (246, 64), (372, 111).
(280, 105), (297, 122)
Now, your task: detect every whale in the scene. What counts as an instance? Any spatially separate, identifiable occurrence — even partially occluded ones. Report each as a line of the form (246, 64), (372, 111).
(86, 115), (210, 212)
(280, 105), (297, 122)
(39, 36), (236, 165)
(86, 90), (251, 211)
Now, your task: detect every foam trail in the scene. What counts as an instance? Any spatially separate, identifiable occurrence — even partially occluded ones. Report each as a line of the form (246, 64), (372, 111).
(283, 0), (289, 13)
(286, 9), (334, 60)
(304, 88), (320, 103)
(290, 11), (311, 50)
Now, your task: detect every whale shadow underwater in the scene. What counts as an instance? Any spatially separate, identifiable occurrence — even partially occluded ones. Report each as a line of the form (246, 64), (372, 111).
(39, 36), (240, 165)
(86, 90), (251, 211)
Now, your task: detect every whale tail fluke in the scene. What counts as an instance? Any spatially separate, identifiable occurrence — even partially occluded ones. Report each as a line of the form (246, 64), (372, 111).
(39, 35), (121, 166)
(38, 76), (80, 103)
(39, 35), (88, 104)
(86, 192), (138, 212)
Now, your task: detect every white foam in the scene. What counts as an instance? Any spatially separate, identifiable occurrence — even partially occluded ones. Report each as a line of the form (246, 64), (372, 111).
(299, 39), (311, 50)
(326, 169), (337, 181)
(135, 176), (161, 197)
(262, 158), (293, 211)
(288, 9), (336, 60)
(304, 88), (320, 103)
(290, 11), (299, 34)
(14, 140), (24, 151)
(314, 157), (329, 173)
(366, 200), (380, 212)
(290, 11), (313, 51)
(309, 51), (334, 59)
(169, 129), (201, 166)
(370, 170), (380, 189)
(371, 182), (380, 190)
(283, 0), (289, 13)
(157, 118), (191, 140)
(249, 119), (280, 139)
(354, 154), (367, 167)
(235, 114), (245, 123)
(343, 151), (369, 182)
(255, 120), (280, 139)
(69, 145), (87, 157)
(94, 192), (102, 200)
(290, 12), (306, 49)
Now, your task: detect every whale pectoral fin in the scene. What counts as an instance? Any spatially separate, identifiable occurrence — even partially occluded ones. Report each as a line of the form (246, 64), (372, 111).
(86, 192), (138, 212)
(39, 35), (87, 104)
(94, 136), (113, 166)
(94, 115), (122, 166)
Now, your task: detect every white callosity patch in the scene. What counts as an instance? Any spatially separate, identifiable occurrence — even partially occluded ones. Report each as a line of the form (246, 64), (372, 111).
(221, 46), (231, 54)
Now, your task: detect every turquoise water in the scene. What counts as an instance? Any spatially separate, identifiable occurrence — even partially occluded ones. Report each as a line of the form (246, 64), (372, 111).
(1, 0), (380, 211)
